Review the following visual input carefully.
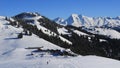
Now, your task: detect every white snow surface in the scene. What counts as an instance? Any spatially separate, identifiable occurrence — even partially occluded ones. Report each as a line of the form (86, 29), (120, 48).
(88, 28), (120, 39)
(73, 30), (88, 36)
(57, 27), (70, 35)
(1, 16), (120, 68)
(99, 39), (107, 42)
(1, 54), (120, 68)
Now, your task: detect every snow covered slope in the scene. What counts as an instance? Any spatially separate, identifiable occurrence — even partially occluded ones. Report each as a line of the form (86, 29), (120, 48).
(57, 27), (71, 35)
(86, 27), (120, 39)
(73, 30), (88, 36)
(1, 53), (120, 68)
(0, 17), (64, 55)
(0, 23), (120, 68)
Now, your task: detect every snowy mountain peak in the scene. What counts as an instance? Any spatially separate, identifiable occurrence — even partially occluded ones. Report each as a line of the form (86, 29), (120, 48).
(54, 17), (68, 26)
(64, 14), (82, 27)
(71, 14), (79, 17)
(14, 12), (40, 19)
(54, 17), (65, 25)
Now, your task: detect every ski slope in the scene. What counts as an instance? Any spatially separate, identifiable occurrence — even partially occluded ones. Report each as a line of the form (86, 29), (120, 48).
(0, 55), (120, 68)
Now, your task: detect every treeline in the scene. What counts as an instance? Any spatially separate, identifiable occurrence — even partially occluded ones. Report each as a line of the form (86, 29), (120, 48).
(12, 19), (71, 49)
(38, 16), (62, 34)
(61, 29), (120, 60)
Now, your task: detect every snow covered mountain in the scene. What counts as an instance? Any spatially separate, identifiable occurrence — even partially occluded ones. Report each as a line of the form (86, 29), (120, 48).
(0, 17), (120, 68)
(5, 12), (120, 58)
(1, 12), (120, 68)
(55, 14), (120, 28)
(54, 17), (66, 25)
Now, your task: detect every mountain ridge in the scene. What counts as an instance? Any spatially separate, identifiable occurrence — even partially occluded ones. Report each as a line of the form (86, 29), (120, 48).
(54, 14), (120, 28)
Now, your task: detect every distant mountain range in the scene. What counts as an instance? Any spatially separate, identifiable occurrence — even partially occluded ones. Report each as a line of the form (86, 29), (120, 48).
(54, 14), (120, 28)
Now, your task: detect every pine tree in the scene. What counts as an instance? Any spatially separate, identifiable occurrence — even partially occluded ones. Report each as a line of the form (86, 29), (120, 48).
(29, 31), (32, 36)
(18, 33), (23, 38)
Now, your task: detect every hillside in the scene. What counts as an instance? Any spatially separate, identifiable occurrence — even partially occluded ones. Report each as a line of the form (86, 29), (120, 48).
(2, 12), (119, 60)
(0, 12), (120, 68)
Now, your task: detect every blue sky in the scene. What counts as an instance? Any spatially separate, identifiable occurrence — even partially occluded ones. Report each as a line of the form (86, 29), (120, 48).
(0, 0), (120, 19)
